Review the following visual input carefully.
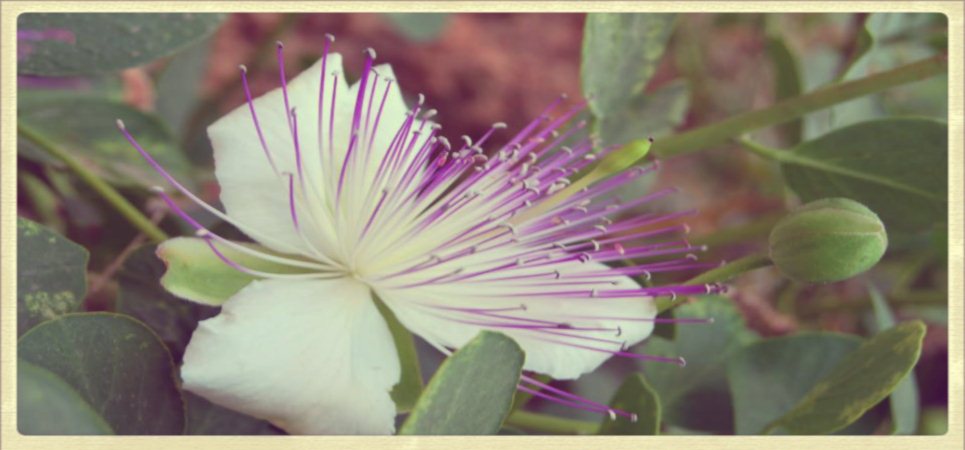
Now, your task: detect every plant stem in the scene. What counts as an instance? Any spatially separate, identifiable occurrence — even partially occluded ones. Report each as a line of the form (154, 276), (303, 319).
(688, 213), (783, 248)
(656, 253), (773, 313)
(18, 123), (169, 243)
(606, 54), (946, 165)
(688, 253), (773, 285)
(505, 410), (599, 435)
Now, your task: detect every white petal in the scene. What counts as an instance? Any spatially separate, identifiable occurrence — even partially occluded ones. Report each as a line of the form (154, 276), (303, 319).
(207, 54), (351, 257)
(180, 277), (400, 434)
(375, 263), (656, 380)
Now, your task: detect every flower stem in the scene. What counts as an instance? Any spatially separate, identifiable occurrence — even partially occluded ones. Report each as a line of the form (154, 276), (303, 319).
(18, 123), (169, 243)
(656, 253), (772, 314)
(687, 253), (773, 285)
(601, 54), (946, 167)
(504, 410), (599, 435)
(688, 212), (783, 248)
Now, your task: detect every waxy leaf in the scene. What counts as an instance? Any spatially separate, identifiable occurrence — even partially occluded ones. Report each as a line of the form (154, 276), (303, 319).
(18, 13), (224, 76)
(117, 246), (279, 435)
(868, 284), (921, 434)
(764, 321), (926, 435)
(18, 313), (186, 434)
(727, 332), (863, 434)
(641, 299), (758, 434)
(809, 14), (947, 139)
(157, 237), (311, 305)
(185, 392), (282, 435)
(399, 331), (524, 435)
(155, 36), (212, 138)
(598, 374), (661, 435)
(581, 13), (677, 118)
(765, 32), (803, 143)
(18, 359), (113, 435)
(117, 245), (218, 362)
(596, 80), (690, 148)
(373, 296), (424, 412)
(782, 118), (948, 233)
(18, 98), (195, 190)
(17, 217), (88, 336)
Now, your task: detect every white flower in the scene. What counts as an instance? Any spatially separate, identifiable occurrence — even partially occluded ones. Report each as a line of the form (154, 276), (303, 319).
(120, 39), (717, 434)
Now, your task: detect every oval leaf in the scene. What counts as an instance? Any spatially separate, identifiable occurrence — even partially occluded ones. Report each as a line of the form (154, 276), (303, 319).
(185, 392), (282, 435)
(642, 299), (758, 434)
(18, 359), (113, 435)
(156, 237), (312, 305)
(727, 332), (863, 435)
(598, 373), (661, 435)
(596, 80), (690, 148)
(18, 98), (195, 190)
(17, 217), (88, 336)
(18, 13), (224, 76)
(764, 321), (926, 435)
(373, 296), (424, 412)
(868, 284), (921, 435)
(581, 13), (677, 118)
(18, 313), (186, 434)
(399, 331), (524, 435)
(117, 245), (218, 362)
(782, 118), (948, 233)
(765, 31), (803, 143)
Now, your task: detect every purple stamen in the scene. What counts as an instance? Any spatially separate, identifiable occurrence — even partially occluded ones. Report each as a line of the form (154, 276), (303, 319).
(239, 65), (278, 174)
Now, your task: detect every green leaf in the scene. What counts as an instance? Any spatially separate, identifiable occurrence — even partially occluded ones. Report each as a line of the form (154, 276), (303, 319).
(155, 36), (212, 138)
(373, 296), (423, 412)
(641, 298), (758, 434)
(156, 237), (312, 305)
(18, 359), (113, 435)
(808, 13), (948, 139)
(384, 13), (450, 42)
(116, 245), (218, 362)
(18, 313), (186, 434)
(18, 98), (195, 190)
(837, 15), (875, 81)
(598, 374), (661, 435)
(581, 13), (677, 118)
(765, 31), (803, 143)
(17, 217), (88, 336)
(727, 332), (863, 434)
(763, 321), (926, 435)
(596, 80), (690, 148)
(782, 118), (948, 233)
(18, 13), (224, 76)
(399, 331), (524, 435)
(185, 392), (282, 435)
(868, 283), (921, 434)
(18, 74), (125, 111)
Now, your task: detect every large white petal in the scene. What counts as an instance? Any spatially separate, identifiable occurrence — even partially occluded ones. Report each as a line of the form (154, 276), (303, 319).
(180, 277), (400, 435)
(208, 54), (351, 258)
(375, 262), (656, 380)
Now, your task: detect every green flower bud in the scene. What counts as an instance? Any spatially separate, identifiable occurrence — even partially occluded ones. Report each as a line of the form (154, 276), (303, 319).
(769, 198), (888, 283)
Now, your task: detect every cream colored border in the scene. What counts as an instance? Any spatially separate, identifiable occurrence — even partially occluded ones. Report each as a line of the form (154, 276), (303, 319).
(2, 2), (962, 449)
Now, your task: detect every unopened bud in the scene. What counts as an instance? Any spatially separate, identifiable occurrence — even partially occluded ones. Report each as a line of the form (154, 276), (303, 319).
(769, 198), (887, 283)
